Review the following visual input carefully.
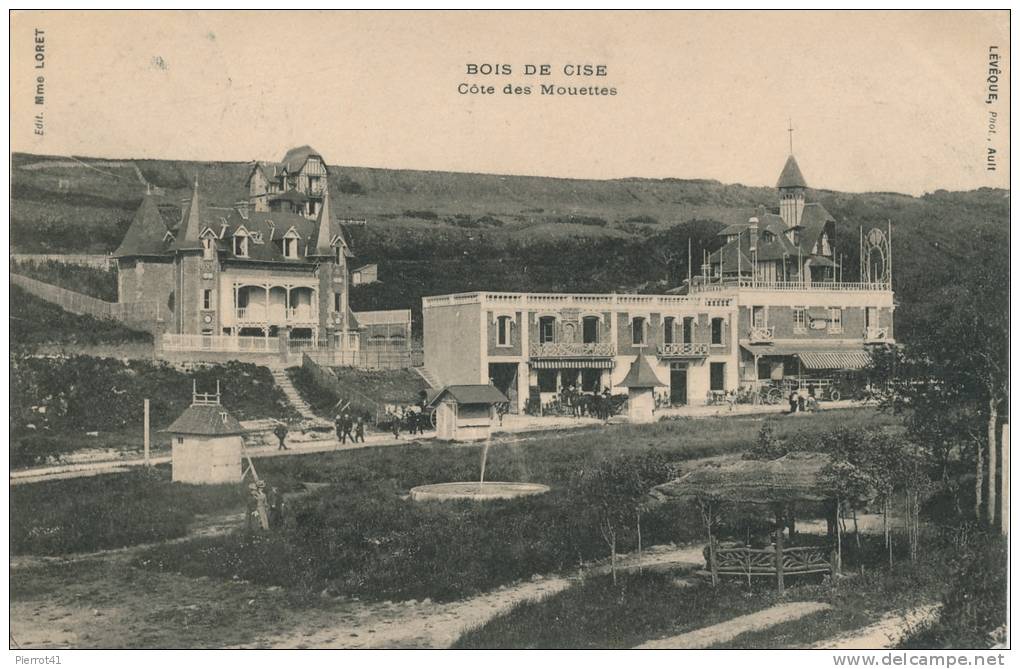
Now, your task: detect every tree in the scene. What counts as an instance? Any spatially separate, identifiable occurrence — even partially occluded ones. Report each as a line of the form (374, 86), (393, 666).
(874, 246), (1008, 527)
(572, 454), (673, 585)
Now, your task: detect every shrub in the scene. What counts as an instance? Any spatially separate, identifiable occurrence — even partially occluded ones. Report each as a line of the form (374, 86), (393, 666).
(624, 215), (658, 224)
(403, 209), (439, 220)
(900, 534), (1007, 648)
(554, 215), (607, 227)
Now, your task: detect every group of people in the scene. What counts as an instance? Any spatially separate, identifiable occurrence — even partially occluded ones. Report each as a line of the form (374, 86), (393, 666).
(385, 404), (430, 439)
(554, 385), (616, 421)
(334, 412), (367, 444)
(246, 480), (285, 531)
(788, 386), (819, 414)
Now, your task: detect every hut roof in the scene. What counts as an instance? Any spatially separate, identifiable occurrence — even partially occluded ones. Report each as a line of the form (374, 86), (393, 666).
(163, 404), (246, 436)
(620, 353), (666, 388)
(647, 451), (836, 505)
(427, 384), (508, 407)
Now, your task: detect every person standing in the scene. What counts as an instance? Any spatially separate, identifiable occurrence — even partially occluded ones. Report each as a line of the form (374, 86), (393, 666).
(391, 412), (401, 440)
(341, 412), (354, 444)
(273, 420), (289, 450)
(355, 415), (366, 443)
(334, 413), (344, 446)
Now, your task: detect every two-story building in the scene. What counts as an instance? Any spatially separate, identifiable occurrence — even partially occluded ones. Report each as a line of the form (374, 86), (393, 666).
(696, 153), (895, 392)
(423, 292), (738, 413)
(422, 151), (895, 411)
(246, 145), (329, 218)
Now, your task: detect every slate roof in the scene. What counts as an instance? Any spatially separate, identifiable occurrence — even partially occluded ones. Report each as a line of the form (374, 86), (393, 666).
(281, 145), (325, 174)
(115, 187), (354, 262)
(427, 384), (509, 407)
(777, 155), (808, 189)
(113, 194), (175, 258)
(164, 404), (246, 436)
(620, 353), (666, 388)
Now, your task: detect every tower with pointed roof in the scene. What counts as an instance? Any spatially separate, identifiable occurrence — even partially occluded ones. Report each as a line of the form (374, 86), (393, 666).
(777, 154), (807, 228)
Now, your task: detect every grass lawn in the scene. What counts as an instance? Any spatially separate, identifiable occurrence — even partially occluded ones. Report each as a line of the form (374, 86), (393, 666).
(11, 468), (244, 555)
(134, 409), (899, 603)
(454, 537), (955, 649)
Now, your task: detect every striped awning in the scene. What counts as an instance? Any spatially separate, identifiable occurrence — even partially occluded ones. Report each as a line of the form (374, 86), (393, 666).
(530, 359), (614, 369)
(798, 350), (872, 371)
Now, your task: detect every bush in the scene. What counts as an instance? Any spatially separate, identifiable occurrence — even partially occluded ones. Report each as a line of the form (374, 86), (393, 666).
(553, 215), (607, 227)
(403, 209), (439, 220)
(900, 534), (1007, 648)
(624, 215), (658, 224)
(10, 434), (75, 468)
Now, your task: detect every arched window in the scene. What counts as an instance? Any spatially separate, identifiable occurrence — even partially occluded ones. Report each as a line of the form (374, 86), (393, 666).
(632, 316), (647, 346)
(662, 316), (676, 345)
(497, 315), (513, 346)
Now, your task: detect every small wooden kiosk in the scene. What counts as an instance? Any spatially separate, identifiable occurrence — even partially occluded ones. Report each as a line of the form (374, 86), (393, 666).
(427, 384), (509, 441)
(620, 353), (666, 423)
(165, 381), (245, 484)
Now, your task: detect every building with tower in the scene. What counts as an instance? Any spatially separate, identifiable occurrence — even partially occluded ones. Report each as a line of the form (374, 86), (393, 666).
(422, 148), (895, 414)
(113, 147), (373, 360)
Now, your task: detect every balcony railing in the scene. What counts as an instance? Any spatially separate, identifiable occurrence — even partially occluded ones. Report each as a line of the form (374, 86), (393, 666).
(864, 326), (889, 342)
(748, 326), (775, 343)
(656, 342), (710, 357)
(690, 279), (891, 293)
(529, 342), (616, 358)
(236, 307), (249, 321)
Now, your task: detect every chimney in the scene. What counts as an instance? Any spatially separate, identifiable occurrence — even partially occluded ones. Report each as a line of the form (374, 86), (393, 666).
(748, 217), (759, 252)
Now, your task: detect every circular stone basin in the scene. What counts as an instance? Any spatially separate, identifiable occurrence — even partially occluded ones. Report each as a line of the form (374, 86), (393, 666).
(409, 482), (550, 502)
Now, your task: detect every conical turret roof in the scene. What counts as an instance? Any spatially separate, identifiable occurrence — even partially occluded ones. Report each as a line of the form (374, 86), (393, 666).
(113, 192), (172, 258)
(173, 180), (204, 252)
(777, 155), (808, 190)
(621, 353), (666, 388)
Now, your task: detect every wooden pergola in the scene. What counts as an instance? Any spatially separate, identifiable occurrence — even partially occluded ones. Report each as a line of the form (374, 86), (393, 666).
(647, 451), (847, 593)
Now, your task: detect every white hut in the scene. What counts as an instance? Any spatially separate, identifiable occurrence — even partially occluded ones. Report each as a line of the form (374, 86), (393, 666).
(165, 382), (245, 484)
(620, 353), (667, 423)
(427, 384), (509, 441)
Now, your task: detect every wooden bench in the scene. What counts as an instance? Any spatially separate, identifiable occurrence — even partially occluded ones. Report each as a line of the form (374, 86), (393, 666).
(696, 544), (834, 584)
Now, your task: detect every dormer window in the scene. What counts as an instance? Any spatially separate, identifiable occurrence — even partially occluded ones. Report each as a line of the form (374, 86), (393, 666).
(202, 238), (216, 260)
(820, 232), (832, 256)
(282, 227), (301, 259)
(234, 232), (249, 257)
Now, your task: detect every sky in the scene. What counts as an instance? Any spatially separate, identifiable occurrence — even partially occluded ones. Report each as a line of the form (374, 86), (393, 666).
(10, 10), (1010, 195)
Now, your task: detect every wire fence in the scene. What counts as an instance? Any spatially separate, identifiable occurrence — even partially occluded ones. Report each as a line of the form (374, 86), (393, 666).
(11, 273), (163, 331)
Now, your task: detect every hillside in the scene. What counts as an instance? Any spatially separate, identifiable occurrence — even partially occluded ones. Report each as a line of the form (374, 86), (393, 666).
(10, 152), (1010, 342)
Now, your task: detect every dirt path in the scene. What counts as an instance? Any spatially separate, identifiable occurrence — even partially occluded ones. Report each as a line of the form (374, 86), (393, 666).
(811, 603), (941, 649)
(635, 601), (833, 649)
(248, 543), (708, 649)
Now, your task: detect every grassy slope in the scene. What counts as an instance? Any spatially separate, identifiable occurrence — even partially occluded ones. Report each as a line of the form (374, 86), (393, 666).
(10, 152), (1009, 343)
(10, 284), (152, 347)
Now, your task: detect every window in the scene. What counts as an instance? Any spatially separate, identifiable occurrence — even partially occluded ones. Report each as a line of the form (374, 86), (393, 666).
(335, 246), (343, 264)
(793, 307), (807, 332)
(711, 317), (724, 345)
(537, 369), (557, 392)
(202, 289), (212, 310)
(539, 316), (556, 344)
(497, 316), (513, 346)
(866, 307), (878, 329)
(752, 306), (766, 328)
(283, 238), (297, 258)
(582, 316), (600, 344)
(202, 238), (216, 260)
(828, 308), (843, 333)
(663, 316), (675, 345)
(710, 362), (726, 392)
(334, 293), (342, 313)
(631, 317), (646, 346)
(233, 234), (248, 257)
(682, 317), (694, 344)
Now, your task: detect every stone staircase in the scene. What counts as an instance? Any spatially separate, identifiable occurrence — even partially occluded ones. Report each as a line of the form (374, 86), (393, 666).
(413, 366), (442, 390)
(270, 368), (319, 420)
